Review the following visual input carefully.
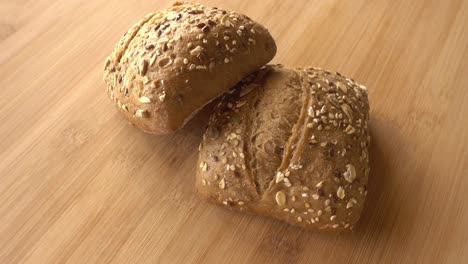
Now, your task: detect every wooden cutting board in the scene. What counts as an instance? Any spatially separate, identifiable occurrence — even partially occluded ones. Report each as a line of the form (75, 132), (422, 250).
(1, 0), (467, 263)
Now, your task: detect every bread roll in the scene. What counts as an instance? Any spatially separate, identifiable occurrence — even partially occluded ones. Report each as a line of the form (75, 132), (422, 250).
(196, 65), (370, 233)
(103, 2), (276, 134)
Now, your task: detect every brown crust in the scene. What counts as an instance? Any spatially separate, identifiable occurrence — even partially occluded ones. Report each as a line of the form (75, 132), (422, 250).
(196, 65), (370, 233)
(103, 2), (277, 134)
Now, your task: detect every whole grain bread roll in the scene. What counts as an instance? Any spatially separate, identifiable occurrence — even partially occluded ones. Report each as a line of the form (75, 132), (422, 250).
(196, 65), (370, 233)
(103, 2), (276, 134)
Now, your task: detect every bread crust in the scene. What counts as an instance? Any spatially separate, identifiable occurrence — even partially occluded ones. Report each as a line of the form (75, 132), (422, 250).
(103, 2), (277, 134)
(196, 65), (370, 233)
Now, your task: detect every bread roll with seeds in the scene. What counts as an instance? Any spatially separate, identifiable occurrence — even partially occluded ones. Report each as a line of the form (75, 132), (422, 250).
(196, 65), (370, 233)
(103, 2), (276, 134)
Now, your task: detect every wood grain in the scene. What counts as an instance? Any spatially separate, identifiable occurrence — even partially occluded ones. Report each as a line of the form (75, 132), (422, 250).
(0, 0), (467, 263)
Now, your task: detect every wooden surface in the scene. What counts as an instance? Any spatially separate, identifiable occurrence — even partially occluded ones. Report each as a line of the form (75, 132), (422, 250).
(1, 0), (467, 263)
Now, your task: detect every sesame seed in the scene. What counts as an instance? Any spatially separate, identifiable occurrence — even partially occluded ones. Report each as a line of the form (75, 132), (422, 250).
(238, 201), (245, 205)
(291, 195), (296, 202)
(190, 45), (204, 56)
(139, 96), (151, 104)
(346, 198), (357, 209)
(332, 224), (339, 228)
(275, 171), (285, 183)
(135, 109), (149, 118)
(183, 58), (189, 64)
(159, 91), (166, 101)
(317, 210), (323, 216)
(343, 164), (356, 183)
(330, 215), (337, 221)
(316, 181), (323, 187)
(308, 106), (315, 117)
(202, 179), (207, 185)
(224, 58), (230, 63)
(219, 178), (226, 189)
(200, 162), (208, 172)
(297, 216), (303, 222)
(345, 125), (356, 134)
(325, 199), (331, 206)
(341, 103), (353, 120)
(337, 82), (348, 93)
(337, 186), (345, 199)
(227, 132), (237, 140)
(306, 123), (313, 128)
(221, 14), (232, 27)
(121, 104), (128, 112)
(305, 202), (310, 208)
(312, 194), (319, 200)
(320, 105), (327, 114)
(275, 191), (286, 206)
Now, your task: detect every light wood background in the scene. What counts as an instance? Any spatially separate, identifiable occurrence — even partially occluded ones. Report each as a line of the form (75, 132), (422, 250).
(1, 0), (467, 263)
